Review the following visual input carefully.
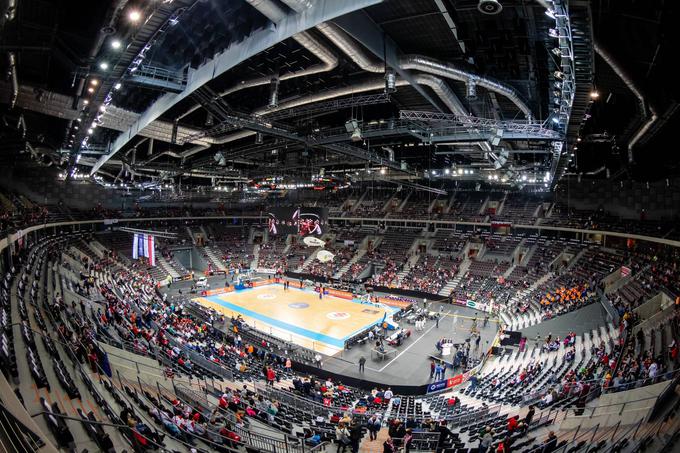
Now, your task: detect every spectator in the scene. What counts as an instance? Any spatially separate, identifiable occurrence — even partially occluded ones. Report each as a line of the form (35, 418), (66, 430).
(367, 414), (381, 441)
(542, 431), (558, 453)
(480, 426), (494, 452)
(335, 422), (350, 453)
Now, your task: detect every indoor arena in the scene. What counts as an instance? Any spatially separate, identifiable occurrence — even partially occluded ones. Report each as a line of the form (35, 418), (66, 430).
(1, 0), (678, 452)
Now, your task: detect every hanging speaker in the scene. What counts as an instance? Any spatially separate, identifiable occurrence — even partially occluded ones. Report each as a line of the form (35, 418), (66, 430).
(478, 0), (503, 15)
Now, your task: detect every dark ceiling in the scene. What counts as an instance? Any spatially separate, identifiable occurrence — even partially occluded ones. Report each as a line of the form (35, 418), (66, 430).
(0, 0), (677, 189)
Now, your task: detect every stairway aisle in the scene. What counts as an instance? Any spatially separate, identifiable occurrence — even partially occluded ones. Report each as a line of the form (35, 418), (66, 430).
(359, 427), (390, 453)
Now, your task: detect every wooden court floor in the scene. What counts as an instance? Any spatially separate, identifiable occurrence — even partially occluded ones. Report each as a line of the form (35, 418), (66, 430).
(194, 285), (391, 355)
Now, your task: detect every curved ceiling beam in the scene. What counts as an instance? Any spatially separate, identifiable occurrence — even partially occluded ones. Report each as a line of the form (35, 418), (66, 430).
(330, 13), (534, 121)
(316, 22), (468, 116)
(176, 0), (340, 121)
(90, 0), (383, 176)
(593, 42), (657, 163)
(211, 74), (465, 145)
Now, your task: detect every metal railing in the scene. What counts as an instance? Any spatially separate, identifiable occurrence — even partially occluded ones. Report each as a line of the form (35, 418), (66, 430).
(0, 402), (46, 453)
(253, 382), (355, 420)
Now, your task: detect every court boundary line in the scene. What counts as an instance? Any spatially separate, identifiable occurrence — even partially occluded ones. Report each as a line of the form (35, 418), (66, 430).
(200, 294), (347, 348)
(197, 287), (390, 350)
(377, 310), (450, 373)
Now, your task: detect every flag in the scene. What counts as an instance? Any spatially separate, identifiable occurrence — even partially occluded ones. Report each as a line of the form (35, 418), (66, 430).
(132, 233), (155, 266)
(148, 234), (155, 266)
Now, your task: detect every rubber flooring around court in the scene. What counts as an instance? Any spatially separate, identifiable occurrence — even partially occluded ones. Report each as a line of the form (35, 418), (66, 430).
(194, 285), (393, 355)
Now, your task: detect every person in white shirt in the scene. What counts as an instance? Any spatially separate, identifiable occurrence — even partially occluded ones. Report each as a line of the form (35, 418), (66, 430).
(649, 362), (658, 378)
(541, 392), (553, 408)
(383, 388), (394, 401)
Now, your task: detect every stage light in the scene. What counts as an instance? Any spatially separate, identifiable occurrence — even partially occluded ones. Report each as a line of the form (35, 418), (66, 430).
(380, 168), (386, 175)
(548, 28), (559, 38)
(114, 82), (122, 90)
(545, 9), (555, 19)
(76, 118), (82, 122)
(553, 71), (564, 80)
(87, 128), (93, 135)
(83, 100), (89, 105)
(99, 105), (106, 112)
(128, 10), (142, 22)
(99, 61), (109, 70)
(590, 91), (600, 99)
(111, 39), (122, 50)
(90, 79), (98, 86)
(577, 137), (581, 142)
(444, 168), (450, 175)
(552, 117), (560, 124)
(457, 168), (463, 175)
(87, 87), (94, 93)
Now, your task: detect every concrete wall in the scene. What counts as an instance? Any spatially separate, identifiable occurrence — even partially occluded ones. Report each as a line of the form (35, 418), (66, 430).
(633, 292), (674, 325)
(560, 380), (670, 429)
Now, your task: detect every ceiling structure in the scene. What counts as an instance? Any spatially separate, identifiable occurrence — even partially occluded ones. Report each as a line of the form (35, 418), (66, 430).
(1, 0), (675, 194)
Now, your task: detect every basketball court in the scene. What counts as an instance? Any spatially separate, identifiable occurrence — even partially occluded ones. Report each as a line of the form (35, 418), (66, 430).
(194, 284), (396, 355)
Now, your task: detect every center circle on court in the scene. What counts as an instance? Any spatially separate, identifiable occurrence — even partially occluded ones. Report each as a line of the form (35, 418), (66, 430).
(288, 302), (309, 309)
(326, 312), (350, 320)
(257, 293), (276, 300)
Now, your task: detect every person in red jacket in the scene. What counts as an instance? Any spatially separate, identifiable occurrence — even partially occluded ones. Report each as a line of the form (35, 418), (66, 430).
(507, 415), (519, 433)
(266, 367), (276, 386)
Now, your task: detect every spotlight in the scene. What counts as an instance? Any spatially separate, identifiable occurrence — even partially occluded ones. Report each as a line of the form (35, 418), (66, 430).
(551, 48), (562, 57)
(87, 87), (94, 93)
(90, 79), (99, 86)
(590, 91), (600, 99)
(444, 168), (450, 175)
(545, 9), (556, 19)
(87, 128), (94, 135)
(111, 39), (122, 50)
(478, 0), (503, 15)
(380, 168), (386, 175)
(551, 117), (560, 124)
(553, 71), (564, 80)
(99, 62), (109, 70)
(548, 28), (559, 38)
(114, 82), (122, 90)
(128, 10), (142, 22)
(83, 100), (89, 105)
(384, 69), (396, 94)
(99, 105), (106, 112)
